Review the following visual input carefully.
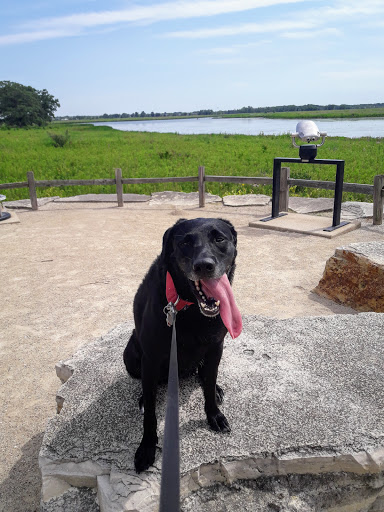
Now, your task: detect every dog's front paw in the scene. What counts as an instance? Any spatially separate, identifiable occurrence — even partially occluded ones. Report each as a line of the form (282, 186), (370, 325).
(207, 410), (231, 433)
(134, 438), (157, 473)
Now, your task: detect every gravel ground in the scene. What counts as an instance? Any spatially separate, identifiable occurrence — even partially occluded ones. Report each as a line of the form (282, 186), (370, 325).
(0, 200), (382, 512)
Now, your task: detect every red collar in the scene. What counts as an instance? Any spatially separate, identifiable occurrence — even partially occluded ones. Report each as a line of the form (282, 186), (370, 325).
(166, 272), (194, 312)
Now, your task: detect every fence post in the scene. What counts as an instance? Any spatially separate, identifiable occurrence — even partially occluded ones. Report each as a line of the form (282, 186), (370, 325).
(373, 174), (384, 225)
(198, 166), (205, 208)
(279, 167), (290, 212)
(27, 171), (38, 210)
(115, 168), (123, 207)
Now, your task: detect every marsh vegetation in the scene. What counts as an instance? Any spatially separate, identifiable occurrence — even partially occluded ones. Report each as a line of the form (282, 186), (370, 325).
(1, 124), (382, 203)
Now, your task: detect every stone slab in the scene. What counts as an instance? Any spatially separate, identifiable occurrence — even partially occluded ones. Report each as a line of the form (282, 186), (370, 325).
(4, 197), (60, 209)
(40, 313), (384, 511)
(341, 201), (379, 220)
(288, 197), (334, 214)
(314, 241), (384, 312)
(249, 213), (361, 238)
(55, 194), (150, 203)
(223, 194), (270, 207)
(149, 191), (221, 206)
(0, 208), (20, 225)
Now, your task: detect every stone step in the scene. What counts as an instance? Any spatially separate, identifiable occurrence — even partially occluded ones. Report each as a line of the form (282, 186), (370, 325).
(39, 314), (384, 511)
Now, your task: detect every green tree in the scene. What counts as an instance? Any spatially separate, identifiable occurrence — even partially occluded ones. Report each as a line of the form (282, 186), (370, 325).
(0, 81), (60, 127)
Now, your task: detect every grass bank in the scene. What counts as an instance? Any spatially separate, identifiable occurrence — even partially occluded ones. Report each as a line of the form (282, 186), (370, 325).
(1, 123), (383, 202)
(55, 107), (384, 123)
(223, 108), (384, 120)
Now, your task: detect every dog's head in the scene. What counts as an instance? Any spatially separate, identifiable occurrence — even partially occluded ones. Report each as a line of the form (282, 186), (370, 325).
(161, 218), (241, 337)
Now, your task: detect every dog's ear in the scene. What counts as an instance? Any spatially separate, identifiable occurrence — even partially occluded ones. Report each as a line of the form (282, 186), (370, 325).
(161, 218), (187, 261)
(218, 218), (237, 246)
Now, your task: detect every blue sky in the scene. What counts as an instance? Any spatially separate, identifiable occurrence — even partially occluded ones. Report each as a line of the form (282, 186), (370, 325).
(1, 0), (383, 116)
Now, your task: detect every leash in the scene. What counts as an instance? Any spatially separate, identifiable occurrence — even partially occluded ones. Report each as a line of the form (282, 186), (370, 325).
(159, 301), (180, 512)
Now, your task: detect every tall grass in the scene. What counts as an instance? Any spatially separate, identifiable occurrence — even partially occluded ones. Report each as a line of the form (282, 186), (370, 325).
(0, 123), (383, 202)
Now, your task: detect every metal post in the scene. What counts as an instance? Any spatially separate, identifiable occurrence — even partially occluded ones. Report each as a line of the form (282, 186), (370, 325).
(333, 161), (344, 227)
(260, 159), (288, 222)
(323, 160), (349, 231)
(271, 158), (281, 218)
(0, 194), (11, 221)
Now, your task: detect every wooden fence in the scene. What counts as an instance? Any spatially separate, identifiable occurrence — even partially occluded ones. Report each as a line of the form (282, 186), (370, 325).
(1, 168), (383, 225)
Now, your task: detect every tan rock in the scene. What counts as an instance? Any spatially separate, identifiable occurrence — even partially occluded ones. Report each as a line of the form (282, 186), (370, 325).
(314, 241), (384, 312)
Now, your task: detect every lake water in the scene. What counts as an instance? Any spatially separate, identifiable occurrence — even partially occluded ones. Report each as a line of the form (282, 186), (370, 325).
(93, 116), (384, 138)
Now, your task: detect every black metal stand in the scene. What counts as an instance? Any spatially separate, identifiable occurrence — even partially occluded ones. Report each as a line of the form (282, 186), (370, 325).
(0, 194), (11, 221)
(260, 157), (349, 231)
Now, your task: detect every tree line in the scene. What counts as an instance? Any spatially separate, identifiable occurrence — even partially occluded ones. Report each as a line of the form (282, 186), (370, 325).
(56, 103), (384, 121)
(1, 80), (383, 127)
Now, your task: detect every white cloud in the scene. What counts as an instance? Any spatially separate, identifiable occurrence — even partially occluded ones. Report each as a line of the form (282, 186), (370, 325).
(0, 29), (82, 45)
(1, 0), (383, 46)
(319, 0), (384, 18)
(281, 28), (342, 39)
(27, 0), (306, 30)
(165, 20), (314, 38)
(197, 39), (271, 55)
(163, 0), (384, 39)
(0, 0), (306, 45)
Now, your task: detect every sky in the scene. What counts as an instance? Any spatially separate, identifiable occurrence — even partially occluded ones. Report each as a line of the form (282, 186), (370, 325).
(1, 0), (383, 116)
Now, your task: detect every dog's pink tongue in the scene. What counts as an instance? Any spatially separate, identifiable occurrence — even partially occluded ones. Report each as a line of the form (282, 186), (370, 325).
(200, 275), (242, 339)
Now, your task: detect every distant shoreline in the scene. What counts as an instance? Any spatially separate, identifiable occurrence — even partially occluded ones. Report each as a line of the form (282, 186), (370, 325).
(55, 107), (384, 124)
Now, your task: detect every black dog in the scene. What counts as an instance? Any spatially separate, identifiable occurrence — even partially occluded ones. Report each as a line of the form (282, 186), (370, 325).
(123, 218), (242, 473)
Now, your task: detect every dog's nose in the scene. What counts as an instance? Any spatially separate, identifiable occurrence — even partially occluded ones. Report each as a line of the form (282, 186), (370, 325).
(193, 258), (215, 275)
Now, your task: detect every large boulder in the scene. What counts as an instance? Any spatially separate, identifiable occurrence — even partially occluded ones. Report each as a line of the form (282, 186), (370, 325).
(314, 241), (384, 312)
(40, 314), (384, 511)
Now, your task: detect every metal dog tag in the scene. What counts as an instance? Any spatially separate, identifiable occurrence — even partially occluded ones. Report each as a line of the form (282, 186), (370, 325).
(164, 302), (177, 327)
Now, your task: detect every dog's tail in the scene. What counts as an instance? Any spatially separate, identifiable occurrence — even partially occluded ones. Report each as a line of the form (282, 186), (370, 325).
(123, 329), (142, 379)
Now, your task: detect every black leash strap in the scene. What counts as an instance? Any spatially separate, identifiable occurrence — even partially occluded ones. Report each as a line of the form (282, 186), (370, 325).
(159, 302), (180, 512)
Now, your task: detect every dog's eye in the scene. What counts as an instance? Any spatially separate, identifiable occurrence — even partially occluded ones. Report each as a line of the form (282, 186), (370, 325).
(178, 240), (190, 247)
(215, 237), (225, 243)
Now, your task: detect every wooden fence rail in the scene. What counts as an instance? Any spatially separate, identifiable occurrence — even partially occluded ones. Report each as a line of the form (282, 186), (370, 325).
(0, 168), (383, 225)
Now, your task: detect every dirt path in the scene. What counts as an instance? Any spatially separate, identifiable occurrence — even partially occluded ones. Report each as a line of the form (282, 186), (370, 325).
(0, 201), (382, 512)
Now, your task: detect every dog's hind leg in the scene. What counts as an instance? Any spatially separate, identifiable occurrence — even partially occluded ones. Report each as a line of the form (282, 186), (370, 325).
(134, 353), (160, 473)
(123, 330), (142, 379)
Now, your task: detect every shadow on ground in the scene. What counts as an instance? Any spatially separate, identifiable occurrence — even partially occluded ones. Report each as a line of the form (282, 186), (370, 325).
(0, 432), (44, 512)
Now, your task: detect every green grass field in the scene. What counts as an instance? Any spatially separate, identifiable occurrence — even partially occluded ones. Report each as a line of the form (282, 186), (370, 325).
(223, 108), (384, 120)
(1, 123), (383, 202)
